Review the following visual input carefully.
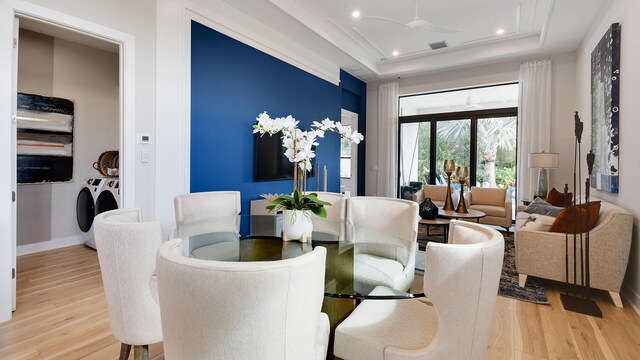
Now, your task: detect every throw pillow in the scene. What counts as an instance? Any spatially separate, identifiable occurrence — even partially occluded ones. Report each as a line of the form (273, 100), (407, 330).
(546, 187), (573, 207)
(520, 216), (553, 232)
(524, 197), (564, 217)
(549, 201), (601, 233)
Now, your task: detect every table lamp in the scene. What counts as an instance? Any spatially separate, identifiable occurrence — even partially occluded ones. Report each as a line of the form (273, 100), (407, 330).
(528, 151), (559, 199)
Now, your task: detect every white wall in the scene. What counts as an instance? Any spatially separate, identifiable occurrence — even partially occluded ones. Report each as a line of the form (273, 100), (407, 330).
(365, 53), (577, 196)
(575, 0), (640, 310)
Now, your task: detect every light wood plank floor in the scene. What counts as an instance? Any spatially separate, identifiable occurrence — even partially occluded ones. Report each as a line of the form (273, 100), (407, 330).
(1, 245), (639, 359)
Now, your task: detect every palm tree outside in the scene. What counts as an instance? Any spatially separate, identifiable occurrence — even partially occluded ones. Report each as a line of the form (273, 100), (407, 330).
(437, 116), (517, 189)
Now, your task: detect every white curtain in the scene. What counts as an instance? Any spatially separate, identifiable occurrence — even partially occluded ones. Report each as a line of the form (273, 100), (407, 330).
(517, 59), (552, 200)
(377, 82), (399, 197)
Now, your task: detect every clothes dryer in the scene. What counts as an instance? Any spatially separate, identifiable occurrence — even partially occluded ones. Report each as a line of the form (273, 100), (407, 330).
(96, 179), (120, 214)
(77, 177), (108, 249)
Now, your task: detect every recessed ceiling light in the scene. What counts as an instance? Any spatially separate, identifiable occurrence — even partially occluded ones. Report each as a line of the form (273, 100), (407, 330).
(496, 28), (505, 35)
(392, 50), (399, 56)
(352, 10), (361, 18)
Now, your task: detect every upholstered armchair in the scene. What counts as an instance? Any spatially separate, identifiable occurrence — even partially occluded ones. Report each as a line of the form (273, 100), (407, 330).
(93, 208), (163, 360)
(334, 220), (504, 360)
(467, 186), (512, 232)
(412, 184), (459, 208)
(156, 239), (330, 359)
(347, 197), (419, 293)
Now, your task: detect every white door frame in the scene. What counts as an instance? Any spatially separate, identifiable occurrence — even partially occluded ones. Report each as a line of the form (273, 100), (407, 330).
(0, 0), (136, 323)
(10, 17), (18, 311)
(340, 109), (359, 195)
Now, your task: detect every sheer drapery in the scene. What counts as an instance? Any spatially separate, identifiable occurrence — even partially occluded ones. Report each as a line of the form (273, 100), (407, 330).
(377, 82), (399, 197)
(517, 59), (552, 200)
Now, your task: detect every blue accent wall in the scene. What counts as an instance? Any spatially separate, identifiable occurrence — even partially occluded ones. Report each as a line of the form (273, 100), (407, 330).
(191, 21), (344, 214)
(339, 70), (367, 195)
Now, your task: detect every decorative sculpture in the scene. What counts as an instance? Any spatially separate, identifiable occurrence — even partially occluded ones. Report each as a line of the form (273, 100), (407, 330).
(454, 166), (469, 213)
(443, 160), (456, 211)
(560, 112), (601, 317)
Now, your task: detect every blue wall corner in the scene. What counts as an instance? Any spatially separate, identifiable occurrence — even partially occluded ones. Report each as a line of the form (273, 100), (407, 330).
(191, 21), (345, 214)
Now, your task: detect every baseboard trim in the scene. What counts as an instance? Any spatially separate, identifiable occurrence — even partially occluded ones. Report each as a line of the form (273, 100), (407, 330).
(621, 283), (640, 316)
(17, 235), (85, 256)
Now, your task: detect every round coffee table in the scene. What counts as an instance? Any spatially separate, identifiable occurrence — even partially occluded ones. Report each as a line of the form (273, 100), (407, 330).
(437, 208), (486, 223)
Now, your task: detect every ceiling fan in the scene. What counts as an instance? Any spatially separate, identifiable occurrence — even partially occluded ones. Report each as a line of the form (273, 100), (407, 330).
(365, 0), (462, 33)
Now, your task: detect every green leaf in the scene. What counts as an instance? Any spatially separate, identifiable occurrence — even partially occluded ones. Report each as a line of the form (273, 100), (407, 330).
(309, 205), (327, 218)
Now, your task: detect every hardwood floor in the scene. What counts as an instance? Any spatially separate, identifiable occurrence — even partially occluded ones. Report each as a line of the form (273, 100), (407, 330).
(1, 245), (639, 359)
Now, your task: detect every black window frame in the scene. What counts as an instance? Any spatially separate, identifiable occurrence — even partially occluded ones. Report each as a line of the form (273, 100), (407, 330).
(400, 100), (521, 196)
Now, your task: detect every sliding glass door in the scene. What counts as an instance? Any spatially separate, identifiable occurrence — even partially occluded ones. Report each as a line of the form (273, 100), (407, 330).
(398, 83), (519, 215)
(476, 116), (517, 189)
(435, 119), (471, 184)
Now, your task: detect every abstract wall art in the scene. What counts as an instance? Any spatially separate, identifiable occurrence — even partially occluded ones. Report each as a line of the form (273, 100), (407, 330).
(17, 93), (75, 184)
(590, 23), (620, 193)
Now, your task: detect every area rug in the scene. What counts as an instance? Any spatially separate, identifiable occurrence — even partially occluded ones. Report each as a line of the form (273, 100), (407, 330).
(415, 224), (549, 304)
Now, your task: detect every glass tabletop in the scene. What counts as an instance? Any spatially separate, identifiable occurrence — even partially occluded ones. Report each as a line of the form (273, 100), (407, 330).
(173, 215), (425, 300)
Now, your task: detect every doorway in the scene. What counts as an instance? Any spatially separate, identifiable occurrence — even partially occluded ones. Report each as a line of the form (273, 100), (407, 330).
(340, 109), (358, 196)
(1, 5), (136, 323)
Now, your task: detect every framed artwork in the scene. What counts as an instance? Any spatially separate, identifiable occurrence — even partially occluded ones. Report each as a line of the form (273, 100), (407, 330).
(17, 93), (75, 184)
(590, 23), (620, 193)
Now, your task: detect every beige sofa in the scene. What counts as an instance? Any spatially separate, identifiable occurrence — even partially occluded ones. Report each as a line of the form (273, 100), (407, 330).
(515, 199), (633, 307)
(412, 184), (458, 208)
(467, 186), (512, 232)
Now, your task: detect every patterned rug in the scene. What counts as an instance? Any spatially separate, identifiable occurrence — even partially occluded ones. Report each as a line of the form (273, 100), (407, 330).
(416, 223), (549, 304)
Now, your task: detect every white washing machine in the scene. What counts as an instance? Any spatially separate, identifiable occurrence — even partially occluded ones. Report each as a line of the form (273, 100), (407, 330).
(77, 177), (109, 249)
(96, 179), (120, 215)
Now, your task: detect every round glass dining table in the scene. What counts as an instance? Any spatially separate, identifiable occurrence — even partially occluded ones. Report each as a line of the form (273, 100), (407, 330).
(173, 214), (425, 300)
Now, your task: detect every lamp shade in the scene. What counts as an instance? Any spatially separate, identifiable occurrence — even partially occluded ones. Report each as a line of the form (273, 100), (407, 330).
(528, 152), (559, 169)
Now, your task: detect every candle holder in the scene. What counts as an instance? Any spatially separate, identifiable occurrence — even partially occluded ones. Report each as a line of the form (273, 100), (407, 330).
(455, 166), (469, 213)
(443, 160), (456, 211)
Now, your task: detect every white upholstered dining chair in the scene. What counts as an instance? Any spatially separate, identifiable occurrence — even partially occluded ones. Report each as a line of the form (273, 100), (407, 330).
(347, 197), (419, 293)
(174, 191), (242, 258)
(311, 191), (348, 240)
(156, 239), (330, 360)
(93, 208), (163, 360)
(334, 220), (504, 360)
(174, 190), (241, 227)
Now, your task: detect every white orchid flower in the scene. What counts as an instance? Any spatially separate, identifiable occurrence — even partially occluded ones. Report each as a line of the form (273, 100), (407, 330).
(350, 131), (364, 144)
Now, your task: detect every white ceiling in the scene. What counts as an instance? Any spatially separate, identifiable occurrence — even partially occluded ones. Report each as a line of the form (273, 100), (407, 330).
(19, 17), (119, 54)
(221, 0), (607, 81)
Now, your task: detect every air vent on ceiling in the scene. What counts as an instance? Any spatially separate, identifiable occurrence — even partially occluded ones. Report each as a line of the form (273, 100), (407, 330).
(429, 41), (448, 50)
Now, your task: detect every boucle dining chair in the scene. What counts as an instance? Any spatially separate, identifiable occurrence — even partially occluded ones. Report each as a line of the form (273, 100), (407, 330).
(174, 190), (241, 227)
(156, 239), (330, 360)
(334, 220), (504, 360)
(93, 208), (163, 360)
(347, 197), (419, 293)
(174, 191), (242, 258)
(311, 191), (348, 240)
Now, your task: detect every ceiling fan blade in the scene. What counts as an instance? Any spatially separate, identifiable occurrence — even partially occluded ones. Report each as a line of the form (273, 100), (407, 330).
(364, 16), (410, 29)
(407, 19), (462, 32)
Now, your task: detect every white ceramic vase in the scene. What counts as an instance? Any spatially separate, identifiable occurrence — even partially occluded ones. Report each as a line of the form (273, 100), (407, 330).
(282, 209), (313, 242)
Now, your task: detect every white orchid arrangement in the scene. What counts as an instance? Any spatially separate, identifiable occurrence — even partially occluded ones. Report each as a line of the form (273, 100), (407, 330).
(253, 111), (363, 217)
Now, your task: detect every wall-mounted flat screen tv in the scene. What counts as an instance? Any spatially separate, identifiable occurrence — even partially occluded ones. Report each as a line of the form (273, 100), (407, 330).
(254, 133), (314, 181)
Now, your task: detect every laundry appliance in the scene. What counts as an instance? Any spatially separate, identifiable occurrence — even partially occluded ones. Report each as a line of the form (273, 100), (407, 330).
(76, 177), (120, 249)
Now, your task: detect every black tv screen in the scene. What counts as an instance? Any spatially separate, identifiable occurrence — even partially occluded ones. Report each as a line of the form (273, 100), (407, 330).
(254, 133), (314, 181)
